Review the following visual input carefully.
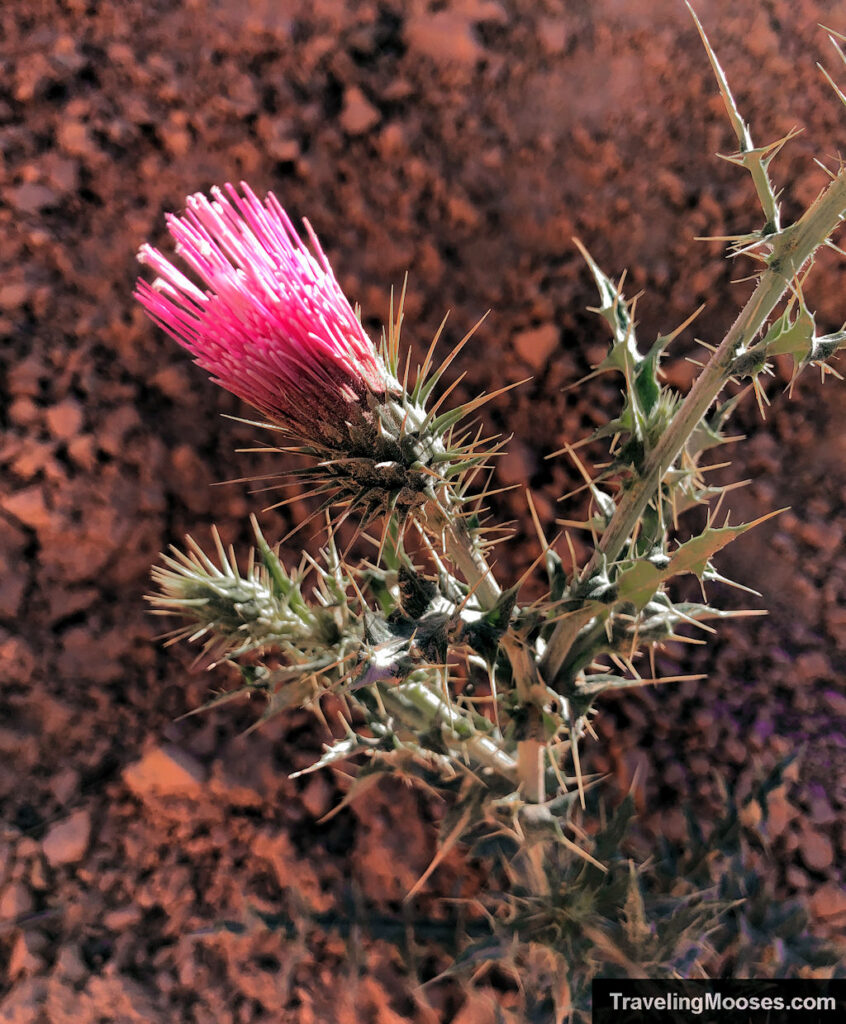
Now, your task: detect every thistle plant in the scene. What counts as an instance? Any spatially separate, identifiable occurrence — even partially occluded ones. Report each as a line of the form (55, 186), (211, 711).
(140, 12), (846, 1021)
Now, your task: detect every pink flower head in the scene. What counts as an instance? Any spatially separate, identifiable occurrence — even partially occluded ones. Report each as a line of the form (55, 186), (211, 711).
(136, 183), (388, 444)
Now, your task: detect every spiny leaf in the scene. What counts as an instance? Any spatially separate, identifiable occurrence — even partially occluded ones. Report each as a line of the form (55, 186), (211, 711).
(251, 515), (297, 602)
(573, 237), (638, 366)
(614, 508), (784, 610)
(687, 1), (782, 233)
(175, 683), (254, 720)
(239, 674), (320, 736)
(758, 303), (816, 359)
(289, 732), (381, 778)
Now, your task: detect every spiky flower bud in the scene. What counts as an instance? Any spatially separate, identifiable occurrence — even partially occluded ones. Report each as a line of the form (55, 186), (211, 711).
(136, 182), (391, 446)
(137, 183), (506, 530)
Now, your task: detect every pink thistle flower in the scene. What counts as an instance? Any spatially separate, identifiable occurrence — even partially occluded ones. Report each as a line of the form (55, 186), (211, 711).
(136, 182), (389, 444)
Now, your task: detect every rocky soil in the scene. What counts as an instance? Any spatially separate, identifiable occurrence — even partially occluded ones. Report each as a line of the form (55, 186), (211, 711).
(1, 0), (844, 1020)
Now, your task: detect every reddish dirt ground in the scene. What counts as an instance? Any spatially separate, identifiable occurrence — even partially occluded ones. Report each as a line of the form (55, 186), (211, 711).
(1, 1), (845, 1020)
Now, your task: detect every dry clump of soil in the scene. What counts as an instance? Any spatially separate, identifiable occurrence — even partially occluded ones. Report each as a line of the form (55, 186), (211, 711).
(1, 0), (845, 1020)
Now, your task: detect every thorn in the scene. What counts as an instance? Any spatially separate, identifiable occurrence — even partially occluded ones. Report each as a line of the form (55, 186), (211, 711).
(558, 440), (596, 487)
(564, 530), (579, 576)
(455, 560), (500, 614)
(413, 310), (451, 400)
(277, 506), (326, 547)
(434, 378), (531, 432)
(815, 157), (838, 181)
(425, 369), (468, 418)
(752, 375), (770, 419)
(659, 303), (707, 348)
(559, 832), (608, 872)
(569, 714), (586, 810)
(425, 311), (490, 402)
(262, 486), (330, 512)
(818, 60), (846, 108)
(513, 543), (559, 594)
(525, 488), (550, 555)
(404, 808), (472, 901)
(545, 434), (598, 459)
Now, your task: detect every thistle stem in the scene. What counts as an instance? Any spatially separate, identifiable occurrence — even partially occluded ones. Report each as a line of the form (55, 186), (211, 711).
(381, 676), (517, 779)
(541, 169), (846, 685)
(501, 632), (547, 803)
(424, 494), (548, 802)
(424, 496), (502, 608)
(516, 739), (546, 803)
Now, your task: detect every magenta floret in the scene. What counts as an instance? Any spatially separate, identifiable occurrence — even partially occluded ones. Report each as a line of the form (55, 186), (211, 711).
(136, 182), (387, 442)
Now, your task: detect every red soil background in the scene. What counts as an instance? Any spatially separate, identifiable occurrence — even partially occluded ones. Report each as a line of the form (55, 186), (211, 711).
(1, 0), (845, 1020)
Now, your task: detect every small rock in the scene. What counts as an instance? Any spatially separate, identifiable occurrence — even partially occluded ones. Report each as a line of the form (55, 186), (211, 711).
(0, 881), (34, 920)
(67, 435), (96, 471)
(10, 440), (56, 480)
(0, 572), (26, 619)
(53, 943), (88, 983)
(765, 787), (796, 839)
(85, 975), (159, 1020)
(8, 932), (47, 979)
(795, 650), (830, 683)
(738, 799), (762, 830)
(28, 855), (48, 893)
(161, 120), (191, 158)
(0, 977), (47, 1022)
(452, 987), (500, 1024)
(123, 744), (206, 796)
(57, 120), (91, 157)
(808, 795), (837, 826)
(821, 689), (846, 717)
(52, 34), (86, 73)
(407, 12), (482, 65)
(1, 486), (52, 531)
(799, 826), (835, 872)
(538, 17), (567, 55)
(0, 283), (29, 309)
(42, 153), (79, 193)
(103, 904), (143, 931)
(809, 881), (846, 920)
(48, 768), (80, 806)
(42, 808), (91, 867)
(150, 364), (191, 400)
(785, 865), (810, 891)
(14, 836), (39, 861)
(8, 183), (58, 214)
(45, 399), (83, 441)
(209, 759), (264, 807)
(379, 122), (405, 157)
(513, 323), (559, 371)
(340, 86), (380, 135)
(723, 736), (748, 765)
(7, 397), (40, 427)
(301, 773), (333, 819)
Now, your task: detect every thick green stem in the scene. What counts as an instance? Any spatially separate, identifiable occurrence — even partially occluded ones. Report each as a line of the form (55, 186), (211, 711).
(381, 675), (517, 779)
(501, 633), (547, 803)
(380, 402), (542, 790)
(516, 740), (546, 803)
(423, 496), (501, 608)
(424, 497), (547, 801)
(541, 170), (846, 685)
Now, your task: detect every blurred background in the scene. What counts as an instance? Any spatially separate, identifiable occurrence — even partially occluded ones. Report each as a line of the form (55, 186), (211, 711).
(1, 0), (844, 1020)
